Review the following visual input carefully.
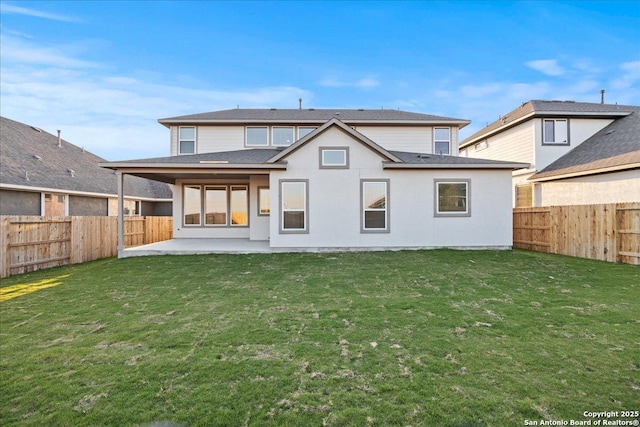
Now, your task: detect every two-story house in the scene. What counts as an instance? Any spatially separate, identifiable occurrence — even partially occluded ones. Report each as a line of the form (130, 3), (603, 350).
(102, 108), (527, 254)
(458, 100), (640, 207)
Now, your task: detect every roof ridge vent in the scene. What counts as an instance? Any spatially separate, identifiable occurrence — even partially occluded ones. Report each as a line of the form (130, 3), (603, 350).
(30, 126), (42, 132)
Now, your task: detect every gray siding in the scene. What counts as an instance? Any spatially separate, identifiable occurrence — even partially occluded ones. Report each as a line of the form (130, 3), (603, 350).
(69, 195), (108, 216)
(0, 190), (40, 215)
(141, 201), (172, 216)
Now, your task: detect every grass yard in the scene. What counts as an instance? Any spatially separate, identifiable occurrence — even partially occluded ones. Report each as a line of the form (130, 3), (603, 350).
(0, 249), (638, 426)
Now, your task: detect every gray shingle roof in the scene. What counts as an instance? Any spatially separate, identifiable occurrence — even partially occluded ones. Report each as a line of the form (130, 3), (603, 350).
(159, 108), (470, 125)
(389, 151), (529, 167)
(530, 111), (640, 180)
(460, 100), (640, 148)
(1, 116), (172, 199)
(112, 149), (284, 165)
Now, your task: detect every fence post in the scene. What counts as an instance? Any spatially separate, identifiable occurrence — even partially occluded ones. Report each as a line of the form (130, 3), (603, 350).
(0, 216), (10, 278)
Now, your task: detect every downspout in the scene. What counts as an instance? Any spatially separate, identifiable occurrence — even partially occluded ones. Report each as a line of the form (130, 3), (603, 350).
(117, 172), (124, 253)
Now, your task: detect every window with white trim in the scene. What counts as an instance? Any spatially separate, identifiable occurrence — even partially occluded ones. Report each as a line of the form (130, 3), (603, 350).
(298, 127), (316, 139)
(258, 187), (270, 215)
(246, 127), (269, 146)
(280, 180), (308, 233)
(435, 180), (470, 216)
(434, 127), (451, 155)
(179, 127), (196, 154)
(515, 184), (533, 208)
(185, 185), (248, 226)
(361, 180), (389, 232)
(205, 186), (227, 225)
(272, 127), (295, 146)
(543, 119), (569, 145)
(320, 147), (349, 169)
(184, 185), (202, 225)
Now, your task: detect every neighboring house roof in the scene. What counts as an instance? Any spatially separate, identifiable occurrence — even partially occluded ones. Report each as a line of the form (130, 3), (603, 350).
(102, 118), (527, 183)
(159, 108), (471, 127)
(530, 111), (640, 181)
(459, 100), (640, 149)
(0, 116), (172, 199)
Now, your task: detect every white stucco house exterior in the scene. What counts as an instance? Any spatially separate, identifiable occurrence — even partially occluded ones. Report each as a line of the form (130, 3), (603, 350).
(102, 108), (527, 254)
(458, 100), (640, 207)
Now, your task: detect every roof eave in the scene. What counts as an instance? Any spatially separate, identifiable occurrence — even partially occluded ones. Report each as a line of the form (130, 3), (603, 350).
(459, 110), (634, 149)
(159, 118), (471, 127)
(382, 161), (530, 170)
(100, 162), (287, 170)
(529, 163), (640, 182)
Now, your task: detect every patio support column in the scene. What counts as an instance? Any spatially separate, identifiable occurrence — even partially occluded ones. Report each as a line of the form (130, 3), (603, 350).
(117, 171), (124, 252)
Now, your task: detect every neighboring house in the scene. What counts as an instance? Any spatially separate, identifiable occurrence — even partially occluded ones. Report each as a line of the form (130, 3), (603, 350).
(102, 108), (527, 252)
(0, 116), (172, 216)
(458, 100), (640, 207)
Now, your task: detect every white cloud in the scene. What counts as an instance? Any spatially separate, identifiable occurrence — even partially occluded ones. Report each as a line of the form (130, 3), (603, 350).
(319, 75), (380, 89)
(525, 59), (566, 76)
(0, 34), (312, 160)
(0, 3), (80, 22)
(610, 60), (640, 90)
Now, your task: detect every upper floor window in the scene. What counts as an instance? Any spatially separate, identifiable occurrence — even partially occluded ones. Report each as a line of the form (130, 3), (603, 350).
(434, 128), (451, 155)
(298, 127), (316, 139)
(435, 179), (470, 217)
(272, 127), (295, 147)
(319, 147), (349, 169)
(543, 119), (569, 145)
(246, 127), (269, 146)
(179, 127), (196, 154)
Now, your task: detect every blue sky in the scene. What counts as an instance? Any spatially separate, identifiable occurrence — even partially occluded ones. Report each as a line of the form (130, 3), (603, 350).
(1, 0), (639, 160)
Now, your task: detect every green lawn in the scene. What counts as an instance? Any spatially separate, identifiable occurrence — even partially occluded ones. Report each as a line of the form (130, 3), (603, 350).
(1, 250), (638, 426)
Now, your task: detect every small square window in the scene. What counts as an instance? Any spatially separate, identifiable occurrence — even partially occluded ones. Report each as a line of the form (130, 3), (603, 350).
(435, 180), (470, 217)
(246, 127), (269, 146)
(319, 147), (349, 169)
(272, 127), (294, 146)
(542, 119), (569, 145)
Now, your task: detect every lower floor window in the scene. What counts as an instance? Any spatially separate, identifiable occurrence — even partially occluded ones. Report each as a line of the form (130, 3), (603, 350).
(435, 180), (470, 216)
(184, 184), (248, 226)
(515, 184), (533, 208)
(362, 180), (389, 232)
(280, 180), (308, 233)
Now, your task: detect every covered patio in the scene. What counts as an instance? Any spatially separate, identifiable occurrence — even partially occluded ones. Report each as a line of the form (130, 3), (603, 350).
(120, 238), (274, 257)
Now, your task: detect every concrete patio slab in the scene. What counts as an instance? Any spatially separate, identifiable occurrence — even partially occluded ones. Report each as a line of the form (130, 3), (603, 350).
(120, 239), (273, 258)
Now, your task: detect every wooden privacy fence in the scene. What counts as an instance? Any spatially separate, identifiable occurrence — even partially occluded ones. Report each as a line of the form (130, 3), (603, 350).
(513, 203), (640, 265)
(0, 216), (173, 278)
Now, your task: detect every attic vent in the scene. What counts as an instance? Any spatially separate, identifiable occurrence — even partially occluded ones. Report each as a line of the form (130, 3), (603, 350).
(418, 154), (430, 159)
(358, 108), (364, 111)
(33, 154), (42, 160)
(270, 108), (276, 111)
(67, 168), (76, 177)
(334, 112), (340, 115)
(30, 126), (42, 132)
(605, 129), (616, 135)
(308, 108), (315, 111)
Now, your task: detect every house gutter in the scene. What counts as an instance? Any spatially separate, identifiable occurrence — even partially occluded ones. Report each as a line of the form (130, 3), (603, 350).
(0, 183), (171, 202)
(382, 162), (530, 170)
